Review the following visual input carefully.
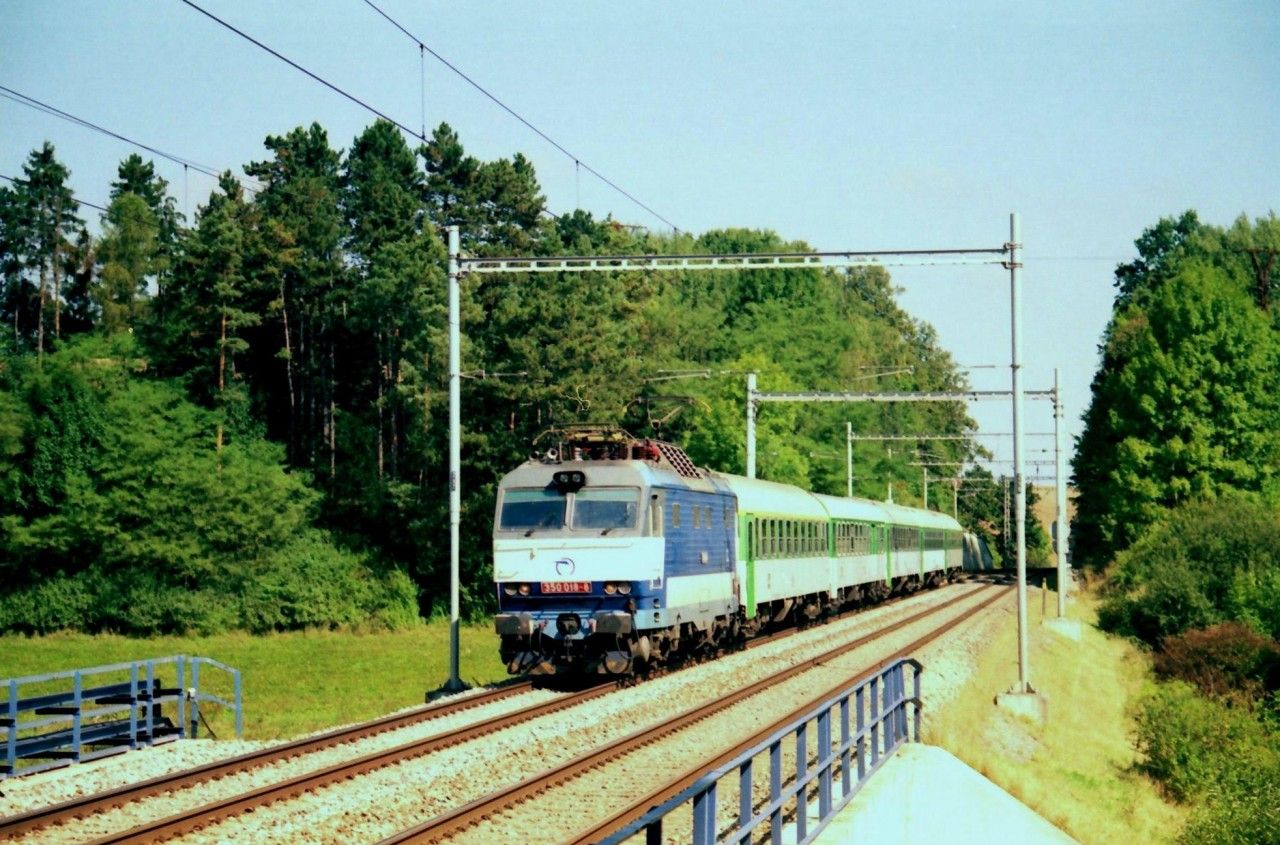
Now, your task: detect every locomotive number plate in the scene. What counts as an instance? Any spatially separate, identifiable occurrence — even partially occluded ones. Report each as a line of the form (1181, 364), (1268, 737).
(540, 581), (592, 594)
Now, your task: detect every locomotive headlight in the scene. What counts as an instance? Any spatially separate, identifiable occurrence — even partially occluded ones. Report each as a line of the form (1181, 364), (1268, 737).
(502, 584), (518, 596)
(552, 471), (587, 493)
(603, 582), (618, 595)
(616, 582), (632, 595)
(517, 583), (531, 596)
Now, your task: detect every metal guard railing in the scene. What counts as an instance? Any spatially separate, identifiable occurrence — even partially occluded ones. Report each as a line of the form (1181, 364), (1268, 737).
(2, 654), (242, 778)
(603, 656), (922, 845)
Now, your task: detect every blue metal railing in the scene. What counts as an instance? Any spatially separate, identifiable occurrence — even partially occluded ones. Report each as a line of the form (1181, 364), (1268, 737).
(1, 655), (242, 778)
(604, 657), (922, 845)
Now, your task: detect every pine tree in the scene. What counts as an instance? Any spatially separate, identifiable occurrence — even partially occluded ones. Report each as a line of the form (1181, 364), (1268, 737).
(245, 124), (346, 477)
(11, 144), (84, 357)
(173, 174), (262, 451)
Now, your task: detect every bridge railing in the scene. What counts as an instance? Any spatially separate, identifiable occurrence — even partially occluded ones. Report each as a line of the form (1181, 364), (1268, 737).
(2, 655), (242, 778)
(603, 656), (922, 845)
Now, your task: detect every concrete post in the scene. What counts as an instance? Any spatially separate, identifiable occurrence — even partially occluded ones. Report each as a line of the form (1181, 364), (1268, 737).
(1054, 367), (1069, 617)
(1010, 213), (1030, 693)
(846, 421), (853, 498)
(435, 225), (468, 698)
(746, 372), (757, 479)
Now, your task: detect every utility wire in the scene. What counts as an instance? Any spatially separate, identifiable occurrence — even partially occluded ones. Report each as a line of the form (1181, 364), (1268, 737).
(179, 0), (421, 140)
(1, 173), (107, 212)
(359, 0), (681, 234)
(0, 84), (260, 195)
(176, 0), (566, 225)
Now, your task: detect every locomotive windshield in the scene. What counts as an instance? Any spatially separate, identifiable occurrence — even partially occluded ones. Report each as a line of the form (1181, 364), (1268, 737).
(572, 488), (639, 530)
(499, 489), (566, 530)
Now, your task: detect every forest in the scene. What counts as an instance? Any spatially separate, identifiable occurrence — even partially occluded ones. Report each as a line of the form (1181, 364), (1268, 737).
(0, 120), (1045, 635)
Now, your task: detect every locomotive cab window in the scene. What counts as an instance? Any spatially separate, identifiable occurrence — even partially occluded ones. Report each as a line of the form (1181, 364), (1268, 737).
(572, 488), (640, 531)
(499, 489), (566, 530)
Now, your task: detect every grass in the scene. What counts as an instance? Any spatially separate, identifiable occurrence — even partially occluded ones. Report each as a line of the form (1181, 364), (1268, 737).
(926, 584), (1187, 844)
(0, 620), (509, 741)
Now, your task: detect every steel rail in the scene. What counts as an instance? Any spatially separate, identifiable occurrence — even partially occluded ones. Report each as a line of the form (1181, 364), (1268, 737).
(378, 583), (1000, 844)
(80, 680), (622, 845)
(568, 585), (1012, 844)
(0, 681), (536, 839)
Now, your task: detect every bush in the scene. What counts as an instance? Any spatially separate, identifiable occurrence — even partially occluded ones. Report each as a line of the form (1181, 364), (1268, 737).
(1155, 622), (1280, 705)
(0, 574), (94, 633)
(1179, 761), (1280, 845)
(1133, 680), (1278, 803)
(1099, 496), (1280, 646)
(240, 532), (419, 633)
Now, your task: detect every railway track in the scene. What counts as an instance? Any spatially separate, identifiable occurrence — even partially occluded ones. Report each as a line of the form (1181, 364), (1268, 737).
(3, 581), (991, 844)
(0, 679), (561, 842)
(379, 584), (1008, 844)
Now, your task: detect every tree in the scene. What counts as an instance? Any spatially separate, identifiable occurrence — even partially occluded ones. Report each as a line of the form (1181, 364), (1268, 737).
(244, 123), (346, 476)
(5, 144), (84, 356)
(0, 184), (27, 348)
(1073, 260), (1280, 568)
(0, 336), (416, 634)
(170, 174), (264, 452)
(96, 193), (163, 333)
(110, 154), (183, 299)
(421, 122), (550, 253)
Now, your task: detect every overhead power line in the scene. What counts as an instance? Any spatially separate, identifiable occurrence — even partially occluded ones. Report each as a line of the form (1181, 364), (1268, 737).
(179, 0), (418, 138)
(176, 0), (564, 224)
(0, 173), (107, 213)
(360, 0), (680, 234)
(0, 84), (259, 195)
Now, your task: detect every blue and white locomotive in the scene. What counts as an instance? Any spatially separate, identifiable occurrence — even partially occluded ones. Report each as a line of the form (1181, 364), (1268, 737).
(493, 428), (964, 675)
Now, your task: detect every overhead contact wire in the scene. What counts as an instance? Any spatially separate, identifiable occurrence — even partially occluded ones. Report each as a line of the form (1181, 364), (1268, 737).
(0, 173), (107, 212)
(0, 85), (260, 195)
(360, 0), (680, 233)
(179, 0), (424, 141)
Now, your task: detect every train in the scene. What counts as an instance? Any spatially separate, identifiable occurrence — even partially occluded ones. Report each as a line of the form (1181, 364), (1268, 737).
(493, 427), (965, 676)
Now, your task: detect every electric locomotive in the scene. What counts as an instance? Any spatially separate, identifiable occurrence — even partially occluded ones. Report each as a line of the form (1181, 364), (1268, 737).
(493, 427), (963, 676)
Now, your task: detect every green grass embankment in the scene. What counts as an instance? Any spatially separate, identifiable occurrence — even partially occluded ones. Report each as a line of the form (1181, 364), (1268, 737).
(0, 621), (508, 740)
(927, 586), (1187, 844)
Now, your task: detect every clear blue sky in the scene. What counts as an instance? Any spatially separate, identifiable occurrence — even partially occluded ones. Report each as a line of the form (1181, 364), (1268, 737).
(3, 1), (1278, 475)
